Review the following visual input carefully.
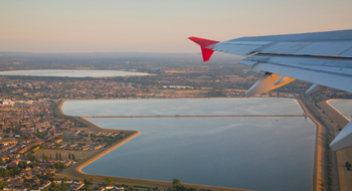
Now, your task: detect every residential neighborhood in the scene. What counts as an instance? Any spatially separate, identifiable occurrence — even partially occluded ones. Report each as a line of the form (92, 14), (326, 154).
(0, 99), (131, 191)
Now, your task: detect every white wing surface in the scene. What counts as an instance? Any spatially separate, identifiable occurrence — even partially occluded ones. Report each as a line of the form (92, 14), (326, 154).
(189, 29), (352, 151)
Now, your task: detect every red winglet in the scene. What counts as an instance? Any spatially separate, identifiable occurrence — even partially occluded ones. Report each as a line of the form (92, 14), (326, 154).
(189, 37), (219, 62)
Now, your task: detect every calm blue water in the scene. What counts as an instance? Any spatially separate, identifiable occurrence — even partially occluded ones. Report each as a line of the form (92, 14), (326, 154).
(328, 99), (352, 121)
(0, 69), (148, 78)
(62, 98), (303, 116)
(62, 98), (315, 191)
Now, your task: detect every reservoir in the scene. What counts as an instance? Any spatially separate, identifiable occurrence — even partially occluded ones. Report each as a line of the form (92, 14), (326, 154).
(62, 98), (303, 116)
(0, 69), (149, 78)
(62, 98), (316, 191)
(328, 99), (352, 121)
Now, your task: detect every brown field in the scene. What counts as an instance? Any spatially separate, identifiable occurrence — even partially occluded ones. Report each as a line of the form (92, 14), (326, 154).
(34, 149), (95, 160)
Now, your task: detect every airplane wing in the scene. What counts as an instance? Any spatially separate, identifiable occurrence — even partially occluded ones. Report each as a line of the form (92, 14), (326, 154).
(189, 29), (352, 151)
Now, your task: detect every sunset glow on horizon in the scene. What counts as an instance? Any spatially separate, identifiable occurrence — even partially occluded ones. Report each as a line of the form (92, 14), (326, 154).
(1, 0), (351, 53)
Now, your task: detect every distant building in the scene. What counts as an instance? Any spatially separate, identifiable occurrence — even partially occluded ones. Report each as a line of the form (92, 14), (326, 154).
(163, 85), (193, 90)
(0, 100), (14, 106)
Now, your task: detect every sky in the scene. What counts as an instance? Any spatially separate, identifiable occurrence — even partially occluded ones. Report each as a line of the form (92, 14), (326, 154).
(1, 0), (351, 53)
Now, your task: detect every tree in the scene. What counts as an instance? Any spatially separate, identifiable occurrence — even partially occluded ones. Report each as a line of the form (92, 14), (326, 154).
(172, 178), (182, 188)
(13, 166), (19, 175)
(105, 177), (112, 184)
(72, 154), (76, 160)
(172, 178), (195, 191)
(53, 162), (66, 169)
(60, 184), (67, 191)
(0, 181), (3, 189)
(1, 170), (8, 177)
(47, 173), (53, 180)
(68, 153), (71, 159)
(42, 154), (48, 159)
(50, 154), (52, 159)
(18, 161), (24, 168)
(59, 153), (62, 160)
(27, 153), (35, 161)
(56, 152), (58, 160)
(346, 161), (351, 170)
(87, 178), (93, 185)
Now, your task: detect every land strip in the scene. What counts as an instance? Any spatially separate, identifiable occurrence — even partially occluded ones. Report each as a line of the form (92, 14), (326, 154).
(298, 99), (329, 191)
(319, 100), (352, 191)
(83, 114), (304, 118)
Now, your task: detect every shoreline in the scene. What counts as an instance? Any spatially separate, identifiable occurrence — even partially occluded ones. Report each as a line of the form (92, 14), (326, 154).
(56, 100), (253, 191)
(73, 118), (141, 174)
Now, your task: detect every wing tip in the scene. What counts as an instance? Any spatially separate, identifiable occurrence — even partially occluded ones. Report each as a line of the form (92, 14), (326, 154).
(188, 36), (219, 62)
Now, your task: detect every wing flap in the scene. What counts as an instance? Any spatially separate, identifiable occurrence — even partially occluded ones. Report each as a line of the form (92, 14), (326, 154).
(252, 62), (352, 93)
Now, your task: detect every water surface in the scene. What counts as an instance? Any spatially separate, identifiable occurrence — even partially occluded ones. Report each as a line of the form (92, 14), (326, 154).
(83, 117), (315, 191)
(62, 98), (303, 116)
(328, 99), (352, 121)
(0, 69), (149, 78)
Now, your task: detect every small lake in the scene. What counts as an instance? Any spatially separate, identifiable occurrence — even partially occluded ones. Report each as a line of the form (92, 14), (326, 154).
(328, 99), (352, 121)
(0, 69), (149, 78)
(62, 98), (315, 191)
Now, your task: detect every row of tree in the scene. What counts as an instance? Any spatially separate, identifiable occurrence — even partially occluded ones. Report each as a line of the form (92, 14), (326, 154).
(40, 152), (76, 160)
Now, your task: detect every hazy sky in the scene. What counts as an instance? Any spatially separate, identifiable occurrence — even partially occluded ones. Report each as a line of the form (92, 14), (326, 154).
(1, 0), (351, 53)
